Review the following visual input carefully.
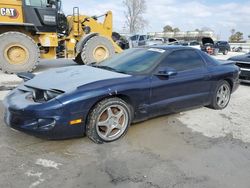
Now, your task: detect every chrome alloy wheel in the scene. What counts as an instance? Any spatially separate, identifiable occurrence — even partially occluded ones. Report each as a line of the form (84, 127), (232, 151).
(96, 105), (129, 141)
(216, 84), (230, 108)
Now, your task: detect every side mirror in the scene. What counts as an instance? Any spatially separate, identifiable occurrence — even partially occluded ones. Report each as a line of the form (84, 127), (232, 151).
(155, 67), (177, 77)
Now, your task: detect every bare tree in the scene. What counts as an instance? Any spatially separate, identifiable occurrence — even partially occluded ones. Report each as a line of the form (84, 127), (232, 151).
(123, 0), (147, 34)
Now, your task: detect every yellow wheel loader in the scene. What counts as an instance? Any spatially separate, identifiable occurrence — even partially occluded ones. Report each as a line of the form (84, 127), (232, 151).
(0, 0), (123, 73)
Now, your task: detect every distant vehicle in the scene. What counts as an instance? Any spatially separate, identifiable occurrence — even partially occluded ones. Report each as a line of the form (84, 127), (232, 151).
(147, 37), (165, 45)
(189, 41), (201, 49)
(4, 46), (240, 143)
(232, 46), (243, 52)
(165, 38), (179, 45)
(180, 41), (200, 50)
(129, 34), (147, 47)
(201, 37), (219, 55)
(228, 52), (250, 83)
(215, 41), (231, 55)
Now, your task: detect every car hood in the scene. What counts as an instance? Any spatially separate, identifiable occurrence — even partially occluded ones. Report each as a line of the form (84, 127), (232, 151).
(228, 53), (250, 63)
(147, 41), (163, 46)
(24, 66), (131, 92)
(202, 37), (214, 45)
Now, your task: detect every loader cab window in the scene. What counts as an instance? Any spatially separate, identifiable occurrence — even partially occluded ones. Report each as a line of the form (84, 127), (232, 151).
(25, 0), (57, 8)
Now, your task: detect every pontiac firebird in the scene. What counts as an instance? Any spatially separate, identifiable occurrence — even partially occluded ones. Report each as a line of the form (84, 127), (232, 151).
(3, 46), (240, 143)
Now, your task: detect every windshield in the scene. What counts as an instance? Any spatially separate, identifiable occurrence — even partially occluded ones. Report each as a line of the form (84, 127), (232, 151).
(25, 0), (58, 8)
(95, 48), (165, 74)
(25, 0), (46, 7)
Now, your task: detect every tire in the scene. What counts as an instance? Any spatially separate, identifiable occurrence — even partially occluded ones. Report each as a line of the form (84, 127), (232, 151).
(81, 36), (115, 64)
(223, 50), (228, 55)
(86, 98), (132, 144)
(209, 80), (231, 110)
(74, 54), (84, 65)
(0, 32), (39, 74)
(213, 48), (218, 56)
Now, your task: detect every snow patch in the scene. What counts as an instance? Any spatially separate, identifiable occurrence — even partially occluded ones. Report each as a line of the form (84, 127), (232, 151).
(29, 179), (45, 188)
(35, 159), (62, 169)
(25, 171), (43, 178)
(25, 170), (44, 188)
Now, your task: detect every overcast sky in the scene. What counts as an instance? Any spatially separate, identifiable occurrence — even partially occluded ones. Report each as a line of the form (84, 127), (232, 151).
(62, 0), (250, 40)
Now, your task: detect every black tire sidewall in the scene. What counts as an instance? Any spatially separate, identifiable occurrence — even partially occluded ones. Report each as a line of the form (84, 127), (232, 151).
(74, 54), (84, 65)
(0, 32), (39, 73)
(86, 98), (132, 143)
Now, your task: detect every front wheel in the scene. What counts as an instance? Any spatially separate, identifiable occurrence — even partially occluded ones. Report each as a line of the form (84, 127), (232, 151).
(81, 36), (115, 65)
(209, 80), (231, 110)
(223, 50), (228, 55)
(86, 98), (132, 144)
(0, 32), (39, 73)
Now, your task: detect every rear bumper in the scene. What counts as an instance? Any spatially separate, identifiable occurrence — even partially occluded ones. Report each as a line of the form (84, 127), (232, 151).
(3, 89), (86, 139)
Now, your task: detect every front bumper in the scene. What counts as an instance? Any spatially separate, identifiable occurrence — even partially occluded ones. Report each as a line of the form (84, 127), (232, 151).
(235, 62), (250, 84)
(3, 89), (86, 139)
(239, 68), (250, 83)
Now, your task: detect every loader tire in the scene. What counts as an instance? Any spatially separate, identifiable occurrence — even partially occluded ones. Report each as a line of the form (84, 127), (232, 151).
(81, 36), (115, 64)
(0, 32), (39, 74)
(74, 54), (84, 65)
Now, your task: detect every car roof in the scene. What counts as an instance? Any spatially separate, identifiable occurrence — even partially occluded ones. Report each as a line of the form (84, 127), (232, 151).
(145, 45), (196, 51)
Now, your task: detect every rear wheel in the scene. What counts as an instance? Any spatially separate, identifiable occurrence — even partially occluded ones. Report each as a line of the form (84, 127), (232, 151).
(223, 49), (228, 55)
(86, 98), (132, 144)
(209, 80), (231, 110)
(0, 32), (39, 74)
(81, 36), (115, 65)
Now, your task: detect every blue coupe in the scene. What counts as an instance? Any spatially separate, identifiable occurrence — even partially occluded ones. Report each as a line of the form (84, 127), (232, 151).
(3, 46), (240, 143)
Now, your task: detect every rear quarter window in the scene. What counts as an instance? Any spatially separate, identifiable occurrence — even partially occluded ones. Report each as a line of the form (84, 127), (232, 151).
(200, 51), (220, 66)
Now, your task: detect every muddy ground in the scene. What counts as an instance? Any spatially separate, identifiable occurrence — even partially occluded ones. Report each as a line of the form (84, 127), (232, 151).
(0, 52), (250, 188)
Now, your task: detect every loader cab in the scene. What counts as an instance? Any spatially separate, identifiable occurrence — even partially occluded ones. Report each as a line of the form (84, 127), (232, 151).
(22, 0), (61, 32)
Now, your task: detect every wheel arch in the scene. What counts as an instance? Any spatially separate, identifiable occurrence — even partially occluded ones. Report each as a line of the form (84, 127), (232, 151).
(224, 78), (233, 91)
(0, 23), (37, 35)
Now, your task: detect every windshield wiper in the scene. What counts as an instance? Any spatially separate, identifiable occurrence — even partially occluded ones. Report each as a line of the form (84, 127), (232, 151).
(89, 64), (128, 74)
(94, 65), (118, 72)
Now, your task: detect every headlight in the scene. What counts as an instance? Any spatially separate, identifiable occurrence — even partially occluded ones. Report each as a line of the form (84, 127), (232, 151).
(44, 90), (64, 101)
(32, 89), (64, 102)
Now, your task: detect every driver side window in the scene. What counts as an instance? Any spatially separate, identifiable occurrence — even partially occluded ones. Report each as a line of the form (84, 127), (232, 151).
(162, 50), (205, 72)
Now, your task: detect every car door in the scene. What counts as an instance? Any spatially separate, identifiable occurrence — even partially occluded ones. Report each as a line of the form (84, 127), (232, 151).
(149, 49), (212, 116)
(138, 35), (146, 46)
